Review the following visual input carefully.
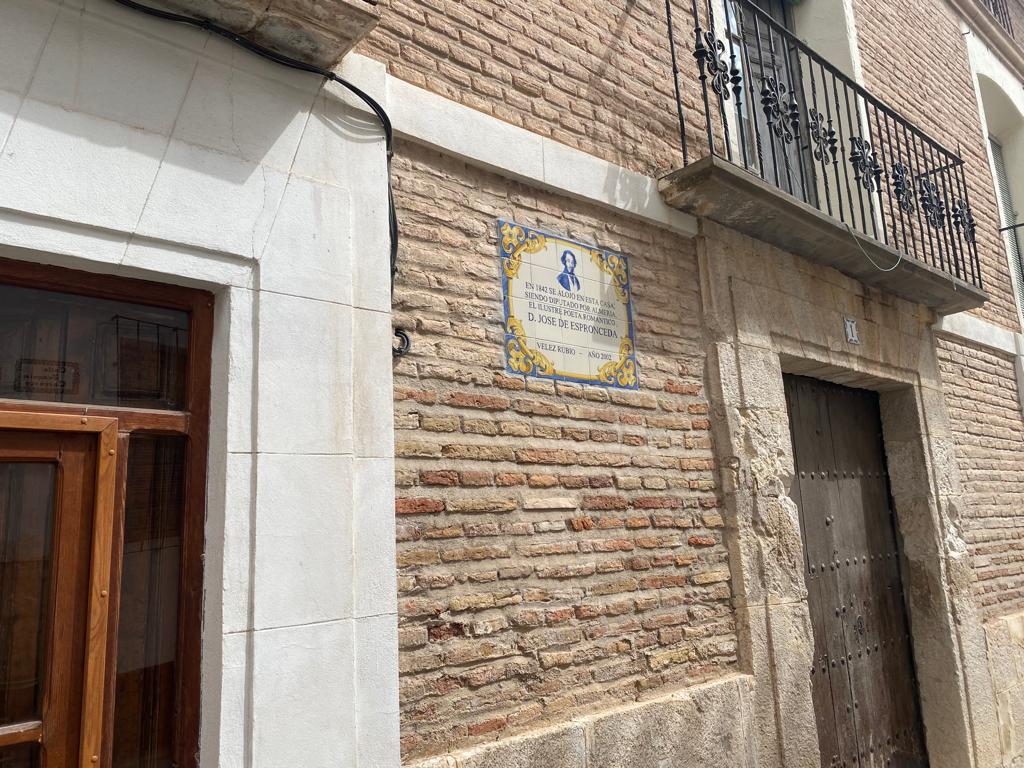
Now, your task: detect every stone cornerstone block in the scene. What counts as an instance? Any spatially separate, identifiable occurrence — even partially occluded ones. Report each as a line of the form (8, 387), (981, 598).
(405, 675), (754, 768)
(587, 675), (755, 767)
(985, 610), (1024, 764)
(152, 0), (379, 68)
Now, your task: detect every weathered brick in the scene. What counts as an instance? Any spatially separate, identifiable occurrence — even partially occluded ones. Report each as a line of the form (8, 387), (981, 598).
(460, 470), (494, 486)
(688, 535), (717, 547)
(581, 495), (629, 511)
(420, 470), (459, 486)
(396, 498), (445, 515)
(397, 548), (440, 567)
(442, 393), (509, 411)
(420, 415), (460, 432)
(440, 545), (511, 562)
(516, 448), (578, 465)
(495, 472), (527, 486)
(692, 570), (731, 586)
(446, 498), (518, 514)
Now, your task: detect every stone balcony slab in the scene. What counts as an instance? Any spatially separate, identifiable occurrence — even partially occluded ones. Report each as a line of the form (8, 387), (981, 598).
(660, 156), (989, 315)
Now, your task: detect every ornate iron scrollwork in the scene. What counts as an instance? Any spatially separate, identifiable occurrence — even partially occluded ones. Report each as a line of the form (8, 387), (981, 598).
(891, 163), (915, 213)
(849, 137), (882, 193)
(694, 27), (732, 99)
(730, 57), (743, 102)
(808, 109), (837, 162)
(919, 178), (947, 230)
(952, 199), (977, 244)
(787, 96), (801, 141)
(761, 76), (798, 143)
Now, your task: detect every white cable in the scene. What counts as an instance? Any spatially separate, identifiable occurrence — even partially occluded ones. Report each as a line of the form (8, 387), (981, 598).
(768, 143), (902, 273)
(844, 222), (903, 272)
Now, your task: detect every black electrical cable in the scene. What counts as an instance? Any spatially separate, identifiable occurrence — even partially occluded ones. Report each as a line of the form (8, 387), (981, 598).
(111, 0), (409, 356)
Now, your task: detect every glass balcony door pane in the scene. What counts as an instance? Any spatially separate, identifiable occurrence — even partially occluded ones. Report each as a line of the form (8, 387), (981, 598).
(113, 436), (186, 768)
(737, 0), (818, 205)
(0, 744), (38, 767)
(0, 427), (100, 767)
(0, 285), (189, 410)
(0, 462), (55, 727)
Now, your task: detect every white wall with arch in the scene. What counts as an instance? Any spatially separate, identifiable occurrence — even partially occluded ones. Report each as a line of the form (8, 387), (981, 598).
(966, 27), (1024, 325)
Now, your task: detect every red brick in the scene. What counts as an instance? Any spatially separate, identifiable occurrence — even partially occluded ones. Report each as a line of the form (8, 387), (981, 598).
(396, 498), (445, 515)
(444, 391), (510, 410)
(420, 470), (459, 487)
(582, 495), (629, 511)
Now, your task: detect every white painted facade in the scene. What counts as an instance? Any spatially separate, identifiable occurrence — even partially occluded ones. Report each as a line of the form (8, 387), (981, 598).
(0, 1), (399, 766)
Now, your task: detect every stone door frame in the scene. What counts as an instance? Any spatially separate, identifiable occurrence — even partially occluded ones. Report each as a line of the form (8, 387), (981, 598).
(696, 223), (1001, 768)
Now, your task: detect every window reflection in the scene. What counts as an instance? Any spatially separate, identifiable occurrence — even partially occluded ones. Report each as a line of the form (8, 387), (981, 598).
(0, 285), (188, 410)
(112, 436), (186, 768)
(0, 744), (38, 767)
(0, 463), (55, 727)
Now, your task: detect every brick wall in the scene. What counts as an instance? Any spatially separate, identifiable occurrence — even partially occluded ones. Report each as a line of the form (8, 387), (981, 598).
(356, 0), (700, 178)
(390, 139), (737, 759)
(359, 0), (1023, 331)
(853, 0), (1021, 330)
(373, 0), (1024, 758)
(937, 336), (1024, 619)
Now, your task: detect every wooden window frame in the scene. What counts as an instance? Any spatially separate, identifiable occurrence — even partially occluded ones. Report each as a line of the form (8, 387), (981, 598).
(0, 256), (213, 768)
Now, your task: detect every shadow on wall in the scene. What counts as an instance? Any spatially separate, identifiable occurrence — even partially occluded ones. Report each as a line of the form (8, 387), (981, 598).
(600, 163), (668, 222)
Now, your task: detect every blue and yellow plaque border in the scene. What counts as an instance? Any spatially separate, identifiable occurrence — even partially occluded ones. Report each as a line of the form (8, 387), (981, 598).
(497, 219), (639, 390)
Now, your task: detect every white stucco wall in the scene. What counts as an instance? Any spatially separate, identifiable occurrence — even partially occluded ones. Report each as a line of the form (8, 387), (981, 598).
(0, 1), (399, 766)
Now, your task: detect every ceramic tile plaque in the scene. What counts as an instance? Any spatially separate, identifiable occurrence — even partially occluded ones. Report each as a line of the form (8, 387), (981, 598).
(498, 220), (638, 389)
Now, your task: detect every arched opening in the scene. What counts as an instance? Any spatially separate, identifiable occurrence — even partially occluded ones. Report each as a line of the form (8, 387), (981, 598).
(978, 74), (1024, 320)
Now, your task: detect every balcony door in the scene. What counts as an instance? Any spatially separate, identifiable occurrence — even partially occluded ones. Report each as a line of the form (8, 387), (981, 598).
(734, 0), (818, 205)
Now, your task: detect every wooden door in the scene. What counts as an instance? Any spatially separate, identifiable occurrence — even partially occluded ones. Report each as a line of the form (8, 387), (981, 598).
(0, 416), (117, 768)
(784, 376), (927, 768)
(0, 259), (213, 768)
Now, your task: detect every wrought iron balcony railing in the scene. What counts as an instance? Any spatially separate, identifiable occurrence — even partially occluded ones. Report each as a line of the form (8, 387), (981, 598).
(666, 0), (984, 293)
(982, 0), (1015, 35)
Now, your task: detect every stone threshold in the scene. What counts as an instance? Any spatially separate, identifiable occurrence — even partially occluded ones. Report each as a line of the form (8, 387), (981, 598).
(659, 155), (989, 315)
(406, 673), (755, 768)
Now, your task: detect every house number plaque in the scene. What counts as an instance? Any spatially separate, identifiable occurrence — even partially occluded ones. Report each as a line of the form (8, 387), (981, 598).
(844, 317), (861, 345)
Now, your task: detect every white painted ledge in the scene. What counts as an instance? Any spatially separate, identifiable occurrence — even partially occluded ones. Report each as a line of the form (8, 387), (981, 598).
(339, 54), (698, 239)
(935, 311), (1024, 418)
(935, 312), (1020, 356)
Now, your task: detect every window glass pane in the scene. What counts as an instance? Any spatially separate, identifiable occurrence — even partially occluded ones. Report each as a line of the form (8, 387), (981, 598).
(990, 138), (1024, 312)
(0, 463), (55, 725)
(112, 436), (186, 768)
(0, 284), (189, 410)
(0, 744), (38, 768)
